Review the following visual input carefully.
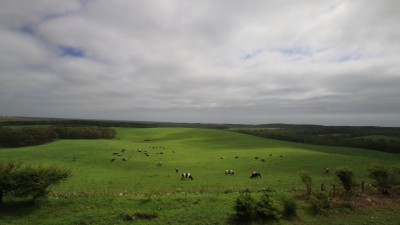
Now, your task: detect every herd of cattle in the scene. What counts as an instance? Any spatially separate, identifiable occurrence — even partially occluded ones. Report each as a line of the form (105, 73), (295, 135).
(106, 146), (267, 180)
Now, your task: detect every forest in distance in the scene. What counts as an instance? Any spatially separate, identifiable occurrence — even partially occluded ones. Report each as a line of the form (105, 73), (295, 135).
(0, 117), (400, 153)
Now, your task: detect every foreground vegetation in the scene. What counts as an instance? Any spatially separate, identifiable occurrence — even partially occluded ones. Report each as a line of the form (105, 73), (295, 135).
(0, 124), (400, 224)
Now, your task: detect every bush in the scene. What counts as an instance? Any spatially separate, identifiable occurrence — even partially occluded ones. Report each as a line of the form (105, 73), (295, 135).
(367, 164), (392, 194)
(234, 193), (256, 221)
(0, 161), (70, 204)
(282, 196), (298, 218)
(309, 192), (331, 215)
(334, 167), (356, 193)
(299, 171), (313, 195)
(254, 193), (281, 221)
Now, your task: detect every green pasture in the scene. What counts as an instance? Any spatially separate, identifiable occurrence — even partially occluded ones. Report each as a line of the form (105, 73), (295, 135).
(1, 127), (399, 194)
(1, 127), (400, 224)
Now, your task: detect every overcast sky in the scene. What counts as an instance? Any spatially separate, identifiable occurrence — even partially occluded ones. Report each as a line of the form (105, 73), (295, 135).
(1, 0), (399, 126)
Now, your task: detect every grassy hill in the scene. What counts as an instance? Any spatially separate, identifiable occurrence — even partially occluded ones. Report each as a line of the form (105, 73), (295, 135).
(1, 127), (399, 224)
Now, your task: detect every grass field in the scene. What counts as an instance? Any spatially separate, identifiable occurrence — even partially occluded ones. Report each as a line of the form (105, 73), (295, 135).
(1, 127), (400, 224)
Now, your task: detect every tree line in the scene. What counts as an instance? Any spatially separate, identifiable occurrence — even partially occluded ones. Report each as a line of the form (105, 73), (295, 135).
(0, 126), (116, 148)
(0, 118), (230, 129)
(235, 127), (400, 153)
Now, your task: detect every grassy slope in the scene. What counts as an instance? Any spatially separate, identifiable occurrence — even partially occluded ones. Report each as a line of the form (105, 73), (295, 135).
(0, 127), (399, 224)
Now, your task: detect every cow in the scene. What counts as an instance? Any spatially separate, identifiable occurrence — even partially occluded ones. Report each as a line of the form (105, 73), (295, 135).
(225, 170), (235, 175)
(324, 167), (330, 174)
(181, 173), (193, 180)
(112, 152), (119, 155)
(157, 162), (163, 166)
(250, 171), (262, 179)
(110, 159), (115, 162)
(175, 168), (179, 173)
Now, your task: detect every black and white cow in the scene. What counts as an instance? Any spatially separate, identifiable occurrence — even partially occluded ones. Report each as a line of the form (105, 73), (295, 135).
(181, 172), (193, 180)
(250, 171), (262, 179)
(225, 169), (235, 175)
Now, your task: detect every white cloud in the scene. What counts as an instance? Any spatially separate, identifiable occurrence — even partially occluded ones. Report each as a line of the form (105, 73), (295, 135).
(0, 0), (399, 125)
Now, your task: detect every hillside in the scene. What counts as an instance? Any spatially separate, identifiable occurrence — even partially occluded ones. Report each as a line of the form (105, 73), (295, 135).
(1, 127), (399, 224)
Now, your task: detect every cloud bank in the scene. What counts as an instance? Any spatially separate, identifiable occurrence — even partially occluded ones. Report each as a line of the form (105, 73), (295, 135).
(1, 0), (399, 126)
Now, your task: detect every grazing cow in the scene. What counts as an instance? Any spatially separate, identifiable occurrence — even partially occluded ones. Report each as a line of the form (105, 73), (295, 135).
(261, 159), (266, 162)
(324, 167), (330, 174)
(175, 168), (179, 173)
(181, 173), (193, 180)
(122, 158), (127, 161)
(225, 169), (235, 175)
(235, 156), (239, 159)
(268, 154), (272, 157)
(220, 156), (225, 159)
(255, 157), (259, 160)
(250, 171), (262, 179)
(157, 161), (163, 166)
(112, 152), (119, 155)
(111, 159), (115, 162)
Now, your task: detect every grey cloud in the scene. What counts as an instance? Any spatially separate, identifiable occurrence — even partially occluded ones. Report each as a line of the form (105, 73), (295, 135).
(0, 0), (399, 125)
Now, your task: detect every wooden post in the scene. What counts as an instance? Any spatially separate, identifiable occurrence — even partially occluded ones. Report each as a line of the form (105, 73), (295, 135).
(321, 183), (325, 191)
(361, 180), (365, 193)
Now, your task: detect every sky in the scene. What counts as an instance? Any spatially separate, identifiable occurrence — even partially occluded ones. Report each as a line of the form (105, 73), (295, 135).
(0, 0), (399, 126)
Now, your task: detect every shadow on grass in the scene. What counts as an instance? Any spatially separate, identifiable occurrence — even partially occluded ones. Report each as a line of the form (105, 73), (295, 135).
(0, 200), (37, 217)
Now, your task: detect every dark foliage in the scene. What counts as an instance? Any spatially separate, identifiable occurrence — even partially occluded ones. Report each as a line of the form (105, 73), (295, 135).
(0, 118), (230, 129)
(0, 126), (116, 148)
(282, 196), (298, 218)
(334, 167), (356, 193)
(299, 171), (313, 196)
(309, 192), (331, 215)
(235, 124), (400, 153)
(234, 193), (256, 221)
(254, 193), (281, 221)
(0, 161), (70, 204)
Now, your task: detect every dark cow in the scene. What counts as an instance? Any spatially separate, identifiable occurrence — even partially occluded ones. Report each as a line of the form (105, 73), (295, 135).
(250, 171), (262, 179)
(324, 167), (330, 174)
(181, 172), (193, 180)
(175, 168), (179, 173)
(112, 152), (119, 155)
(110, 158), (115, 162)
(225, 169), (235, 175)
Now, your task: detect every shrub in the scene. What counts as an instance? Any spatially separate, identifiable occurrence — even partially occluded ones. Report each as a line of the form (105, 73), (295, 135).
(309, 192), (331, 215)
(234, 193), (256, 221)
(282, 196), (298, 218)
(334, 167), (356, 193)
(299, 171), (313, 195)
(367, 164), (392, 194)
(254, 193), (281, 221)
(0, 161), (70, 204)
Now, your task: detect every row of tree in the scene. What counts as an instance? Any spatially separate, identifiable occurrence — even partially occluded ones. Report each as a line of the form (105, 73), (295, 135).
(0, 118), (230, 129)
(235, 128), (400, 153)
(0, 126), (116, 148)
